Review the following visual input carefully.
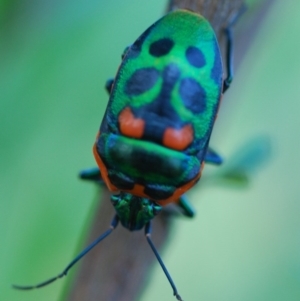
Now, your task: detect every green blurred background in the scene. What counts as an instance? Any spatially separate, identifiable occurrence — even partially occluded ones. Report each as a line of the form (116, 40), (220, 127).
(1, 0), (300, 300)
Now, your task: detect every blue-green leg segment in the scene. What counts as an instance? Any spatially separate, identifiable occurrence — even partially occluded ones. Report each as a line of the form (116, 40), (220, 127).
(145, 222), (183, 301)
(205, 147), (223, 165)
(177, 195), (195, 218)
(105, 78), (114, 94)
(222, 5), (246, 93)
(121, 45), (130, 59)
(13, 215), (119, 290)
(222, 24), (233, 93)
(79, 167), (103, 184)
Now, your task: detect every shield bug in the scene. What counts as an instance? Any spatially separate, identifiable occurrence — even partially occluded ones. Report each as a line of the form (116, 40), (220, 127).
(14, 9), (241, 300)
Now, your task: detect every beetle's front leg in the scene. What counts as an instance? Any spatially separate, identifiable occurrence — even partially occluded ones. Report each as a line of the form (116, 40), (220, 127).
(105, 78), (114, 95)
(79, 167), (104, 184)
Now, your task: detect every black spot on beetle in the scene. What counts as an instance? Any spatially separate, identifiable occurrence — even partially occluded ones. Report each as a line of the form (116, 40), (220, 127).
(149, 38), (174, 57)
(130, 26), (153, 57)
(125, 67), (159, 96)
(186, 46), (206, 68)
(179, 78), (207, 114)
(131, 63), (182, 144)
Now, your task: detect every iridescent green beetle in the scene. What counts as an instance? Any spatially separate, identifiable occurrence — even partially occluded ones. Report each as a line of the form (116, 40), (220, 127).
(14, 9), (239, 301)
(95, 9), (222, 208)
(93, 9), (228, 230)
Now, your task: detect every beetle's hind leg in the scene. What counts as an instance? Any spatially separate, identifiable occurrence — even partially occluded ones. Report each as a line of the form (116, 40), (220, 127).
(222, 26), (233, 93)
(222, 5), (247, 93)
(177, 195), (195, 218)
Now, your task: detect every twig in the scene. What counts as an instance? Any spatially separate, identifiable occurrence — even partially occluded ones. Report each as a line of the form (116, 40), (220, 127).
(167, 0), (244, 36)
(64, 1), (272, 300)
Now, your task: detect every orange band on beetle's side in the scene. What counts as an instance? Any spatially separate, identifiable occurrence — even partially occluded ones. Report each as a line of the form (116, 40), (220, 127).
(156, 161), (205, 206)
(93, 131), (204, 206)
(93, 132), (119, 192)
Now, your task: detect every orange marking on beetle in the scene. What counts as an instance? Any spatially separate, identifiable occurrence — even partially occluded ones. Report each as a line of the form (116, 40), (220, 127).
(93, 131), (204, 206)
(118, 107), (145, 139)
(163, 124), (194, 151)
(129, 162), (205, 206)
(127, 170), (201, 206)
(156, 161), (205, 206)
(93, 132), (118, 192)
(131, 184), (146, 197)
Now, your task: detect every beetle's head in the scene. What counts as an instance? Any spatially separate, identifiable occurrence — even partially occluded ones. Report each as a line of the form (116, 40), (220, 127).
(111, 192), (162, 231)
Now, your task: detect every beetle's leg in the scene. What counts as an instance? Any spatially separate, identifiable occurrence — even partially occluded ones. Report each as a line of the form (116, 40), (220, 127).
(79, 167), (104, 184)
(222, 26), (233, 93)
(177, 195), (195, 218)
(205, 147), (223, 165)
(13, 215), (119, 290)
(105, 78), (114, 94)
(121, 45), (130, 59)
(223, 5), (246, 93)
(145, 222), (183, 301)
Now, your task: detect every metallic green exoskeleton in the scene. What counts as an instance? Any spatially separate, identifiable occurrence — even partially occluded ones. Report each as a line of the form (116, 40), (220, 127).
(13, 8), (240, 301)
(93, 10), (223, 218)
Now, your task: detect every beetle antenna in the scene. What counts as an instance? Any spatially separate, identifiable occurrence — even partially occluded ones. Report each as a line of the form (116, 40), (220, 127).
(13, 215), (119, 290)
(145, 222), (183, 301)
